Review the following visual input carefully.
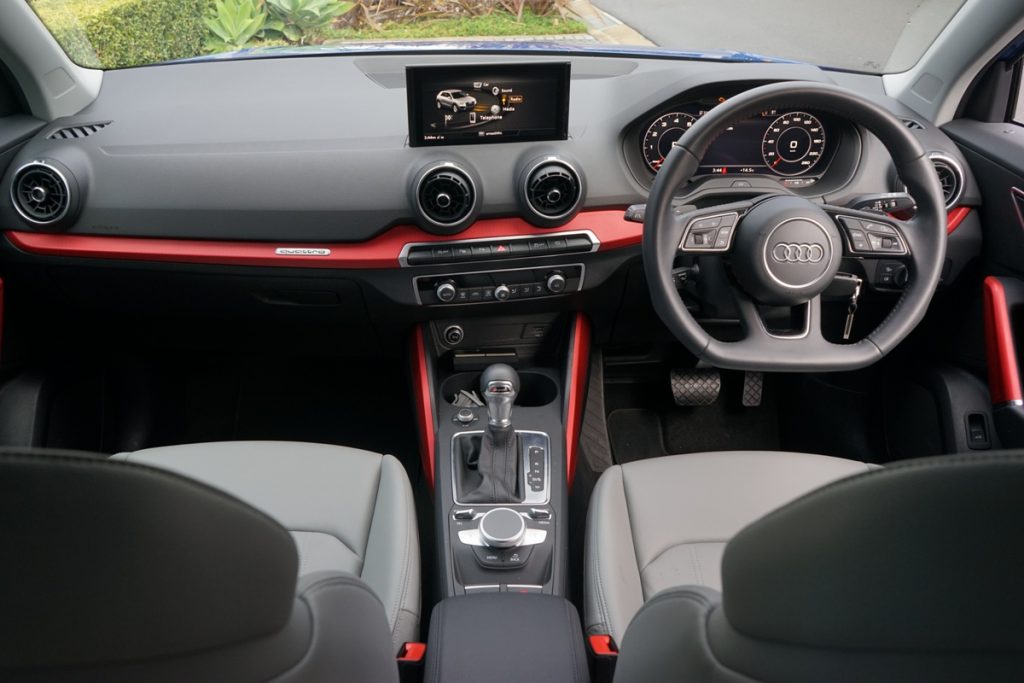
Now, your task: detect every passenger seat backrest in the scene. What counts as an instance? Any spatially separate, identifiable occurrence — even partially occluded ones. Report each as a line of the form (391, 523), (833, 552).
(0, 449), (398, 683)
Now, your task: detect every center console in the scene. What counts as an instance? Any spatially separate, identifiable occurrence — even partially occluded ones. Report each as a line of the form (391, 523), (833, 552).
(418, 313), (584, 599)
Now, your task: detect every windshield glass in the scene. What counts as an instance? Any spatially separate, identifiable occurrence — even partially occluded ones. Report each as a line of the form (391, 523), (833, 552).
(27, 0), (966, 73)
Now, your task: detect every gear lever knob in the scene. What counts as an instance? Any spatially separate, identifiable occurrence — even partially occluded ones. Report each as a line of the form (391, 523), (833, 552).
(480, 364), (520, 429)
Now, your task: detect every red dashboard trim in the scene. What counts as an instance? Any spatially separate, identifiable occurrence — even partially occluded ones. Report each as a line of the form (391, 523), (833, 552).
(983, 276), (1023, 405)
(946, 206), (971, 235)
(411, 326), (437, 490)
(565, 312), (591, 489)
(4, 210), (640, 269)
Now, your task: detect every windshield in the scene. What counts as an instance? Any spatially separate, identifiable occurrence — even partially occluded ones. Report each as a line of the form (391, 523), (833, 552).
(28, 0), (966, 73)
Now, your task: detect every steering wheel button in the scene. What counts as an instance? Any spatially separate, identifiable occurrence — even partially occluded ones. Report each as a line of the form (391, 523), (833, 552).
(692, 216), (722, 230)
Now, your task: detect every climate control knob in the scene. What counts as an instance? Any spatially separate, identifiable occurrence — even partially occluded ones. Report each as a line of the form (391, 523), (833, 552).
(494, 284), (511, 301)
(436, 281), (457, 303)
(545, 272), (567, 294)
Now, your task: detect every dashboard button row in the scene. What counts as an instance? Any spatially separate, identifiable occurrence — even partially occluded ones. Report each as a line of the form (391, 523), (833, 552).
(405, 234), (593, 266)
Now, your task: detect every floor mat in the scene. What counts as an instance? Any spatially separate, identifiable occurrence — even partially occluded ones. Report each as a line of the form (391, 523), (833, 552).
(606, 372), (781, 464)
(608, 409), (666, 463)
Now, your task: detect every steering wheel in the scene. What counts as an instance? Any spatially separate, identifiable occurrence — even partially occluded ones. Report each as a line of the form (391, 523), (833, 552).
(643, 81), (947, 372)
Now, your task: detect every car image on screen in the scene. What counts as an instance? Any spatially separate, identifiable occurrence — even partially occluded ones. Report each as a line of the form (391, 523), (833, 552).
(436, 89), (477, 111)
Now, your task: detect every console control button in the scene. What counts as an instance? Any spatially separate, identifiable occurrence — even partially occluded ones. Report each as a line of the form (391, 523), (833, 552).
(453, 508), (476, 520)
(545, 272), (567, 294)
(507, 584), (543, 594)
(494, 284), (511, 301)
(529, 508), (551, 520)
(472, 546), (507, 569)
(479, 507), (527, 548)
(464, 584), (500, 594)
(436, 281), (457, 303)
(442, 325), (464, 345)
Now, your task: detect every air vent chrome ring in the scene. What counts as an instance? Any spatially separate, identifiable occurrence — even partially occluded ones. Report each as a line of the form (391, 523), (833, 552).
(928, 152), (964, 210)
(519, 156), (584, 228)
(412, 162), (479, 235)
(10, 160), (75, 226)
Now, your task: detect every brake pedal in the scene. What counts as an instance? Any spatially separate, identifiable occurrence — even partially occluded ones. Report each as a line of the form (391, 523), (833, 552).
(742, 371), (764, 408)
(670, 368), (721, 406)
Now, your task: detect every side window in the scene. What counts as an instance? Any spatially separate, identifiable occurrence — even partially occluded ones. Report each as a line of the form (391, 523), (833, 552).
(1014, 62), (1024, 126)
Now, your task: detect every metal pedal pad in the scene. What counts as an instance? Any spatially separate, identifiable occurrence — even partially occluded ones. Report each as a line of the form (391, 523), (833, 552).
(742, 371), (764, 407)
(670, 368), (721, 406)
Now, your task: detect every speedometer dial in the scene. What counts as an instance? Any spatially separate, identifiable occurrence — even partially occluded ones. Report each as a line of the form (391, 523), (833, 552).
(761, 112), (826, 176)
(642, 112), (698, 173)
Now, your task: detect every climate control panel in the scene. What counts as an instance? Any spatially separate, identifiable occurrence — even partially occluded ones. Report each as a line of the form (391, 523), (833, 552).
(414, 264), (584, 306)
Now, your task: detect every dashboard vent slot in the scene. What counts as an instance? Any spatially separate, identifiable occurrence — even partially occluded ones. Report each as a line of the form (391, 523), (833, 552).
(48, 122), (111, 140)
(526, 162), (581, 220)
(900, 117), (924, 130)
(11, 162), (71, 225)
(930, 154), (963, 209)
(417, 167), (475, 228)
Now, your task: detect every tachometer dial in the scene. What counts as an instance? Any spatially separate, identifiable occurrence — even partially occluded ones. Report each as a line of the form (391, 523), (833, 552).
(761, 112), (826, 176)
(642, 112), (698, 173)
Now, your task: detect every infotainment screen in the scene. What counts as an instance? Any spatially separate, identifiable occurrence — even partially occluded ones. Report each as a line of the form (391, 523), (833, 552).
(406, 63), (570, 147)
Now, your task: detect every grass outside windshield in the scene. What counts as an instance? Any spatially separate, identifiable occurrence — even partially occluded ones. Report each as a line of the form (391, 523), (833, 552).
(28, 0), (965, 72)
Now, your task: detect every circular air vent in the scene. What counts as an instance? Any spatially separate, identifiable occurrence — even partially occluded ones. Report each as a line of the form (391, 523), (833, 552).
(11, 161), (73, 225)
(520, 158), (584, 227)
(929, 153), (964, 209)
(414, 164), (477, 233)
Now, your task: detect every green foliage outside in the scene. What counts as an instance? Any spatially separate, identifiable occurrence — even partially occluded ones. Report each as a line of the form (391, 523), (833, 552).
(30, 0), (207, 69)
(29, 0), (585, 69)
(326, 10), (585, 41)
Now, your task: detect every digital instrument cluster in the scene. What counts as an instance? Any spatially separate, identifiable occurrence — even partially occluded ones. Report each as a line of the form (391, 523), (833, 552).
(639, 96), (835, 179)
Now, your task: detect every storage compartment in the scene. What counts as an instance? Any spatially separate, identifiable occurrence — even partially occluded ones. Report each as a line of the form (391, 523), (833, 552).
(424, 593), (588, 683)
(441, 371), (558, 407)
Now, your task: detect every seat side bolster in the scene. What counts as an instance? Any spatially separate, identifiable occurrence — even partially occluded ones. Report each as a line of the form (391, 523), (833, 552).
(584, 465), (645, 644)
(360, 454), (421, 651)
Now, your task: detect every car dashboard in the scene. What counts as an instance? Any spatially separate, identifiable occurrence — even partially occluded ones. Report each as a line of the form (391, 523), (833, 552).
(0, 51), (980, 329)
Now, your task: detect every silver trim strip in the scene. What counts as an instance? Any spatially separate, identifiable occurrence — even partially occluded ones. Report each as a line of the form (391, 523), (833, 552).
(457, 527), (548, 547)
(399, 229), (600, 267)
(451, 430), (551, 506)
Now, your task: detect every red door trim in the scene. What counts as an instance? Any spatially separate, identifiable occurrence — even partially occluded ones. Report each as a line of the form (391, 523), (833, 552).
(4, 210), (640, 269)
(564, 313), (591, 489)
(411, 326), (437, 490)
(946, 206), (971, 235)
(983, 276), (1023, 405)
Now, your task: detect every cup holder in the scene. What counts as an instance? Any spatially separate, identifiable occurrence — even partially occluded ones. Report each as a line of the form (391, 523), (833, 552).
(442, 371), (558, 407)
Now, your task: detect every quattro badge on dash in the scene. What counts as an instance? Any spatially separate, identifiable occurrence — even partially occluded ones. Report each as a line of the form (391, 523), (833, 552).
(275, 248), (331, 256)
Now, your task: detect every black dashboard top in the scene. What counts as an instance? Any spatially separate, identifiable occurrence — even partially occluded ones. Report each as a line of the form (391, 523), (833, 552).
(0, 53), (976, 242)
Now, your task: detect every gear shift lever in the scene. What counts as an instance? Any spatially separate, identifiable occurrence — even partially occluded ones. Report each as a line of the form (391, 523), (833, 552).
(482, 364), (519, 429)
(461, 364), (522, 504)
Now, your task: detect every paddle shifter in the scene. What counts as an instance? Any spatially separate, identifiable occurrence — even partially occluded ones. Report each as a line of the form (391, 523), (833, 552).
(461, 364), (522, 504)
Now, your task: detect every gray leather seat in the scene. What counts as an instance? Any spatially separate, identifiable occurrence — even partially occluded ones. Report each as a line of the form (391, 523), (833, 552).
(115, 441), (421, 652)
(585, 450), (872, 644)
(589, 451), (1024, 682)
(1, 444), (421, 682)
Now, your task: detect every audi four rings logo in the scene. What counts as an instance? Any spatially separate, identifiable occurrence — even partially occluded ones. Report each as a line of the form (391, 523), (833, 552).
(771, 243), (825, 264)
